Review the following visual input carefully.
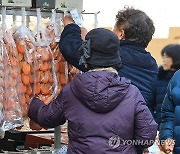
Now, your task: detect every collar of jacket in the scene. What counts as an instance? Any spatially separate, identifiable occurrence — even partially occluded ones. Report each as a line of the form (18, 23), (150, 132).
(158, 66), (175, 80)
(120, 40), (146, 50)
(88, 67), (118, 74)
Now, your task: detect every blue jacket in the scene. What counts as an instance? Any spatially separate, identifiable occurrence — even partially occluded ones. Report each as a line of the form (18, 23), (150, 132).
(28, 71), (157, 154)
(117, 40), (158, 104)
(148, 66), (175, 126)
(159, 70), (180, 154)
(59, 24), (158, 104)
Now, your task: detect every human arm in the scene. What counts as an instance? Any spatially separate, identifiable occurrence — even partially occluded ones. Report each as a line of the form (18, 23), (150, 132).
(28, 92), (66, 128)
(159, 80), (176, 153)
(147, 83), (156, 118)
(134, 90), (158, 149)
(62, 15), (88, 40)
(59, 16), (88, 72)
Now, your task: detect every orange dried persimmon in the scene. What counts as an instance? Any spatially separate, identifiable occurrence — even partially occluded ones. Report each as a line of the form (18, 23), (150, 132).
(16, 41), (25, 53)
(20, 83), (27, 94)
(52, 46), (60, 59)
(0, 94), (3, 102)
(0, 78), (4, 87)
(60, 73), (67, 85)
(40, 61), (49, 72)
(26, 84), (32, 95)
(35, 71), (41, 83)
(54, 60), (60, 72)
(25, 94), (30, 104)
(48, 70), (53, 83)
(10, 56), (17, 66)
(21, 105), (28, 117)
(41, 71), (49, 84)
(59, 62), (65, 73)
(12, 79), (17, 86)
(41, 48), (50, 61)
(4, 80), (10, 89)
(18, 53), (23, 61)
(12, 69), (18, 78)
(29, 73), (33, 84)
(35, 83), (41, 95)
(19, 94), (26, 106)
(22, 62), (31, 75)
(50, 42), (58, 50)
(40, 83), (49, 95)
(21, 73), (30, 85)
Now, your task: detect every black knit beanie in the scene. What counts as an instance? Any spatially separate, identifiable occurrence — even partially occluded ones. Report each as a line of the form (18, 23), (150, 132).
(79, 28), (121, 68)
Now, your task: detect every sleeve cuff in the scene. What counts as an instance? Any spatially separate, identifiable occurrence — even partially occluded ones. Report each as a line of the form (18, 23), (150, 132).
(61, 24), (81, 39)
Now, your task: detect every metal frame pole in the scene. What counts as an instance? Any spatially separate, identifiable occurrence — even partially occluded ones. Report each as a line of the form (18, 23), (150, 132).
(54, 126), (61, 149)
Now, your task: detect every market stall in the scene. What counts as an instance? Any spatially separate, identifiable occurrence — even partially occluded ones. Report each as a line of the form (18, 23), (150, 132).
(0, 0), (85, 153)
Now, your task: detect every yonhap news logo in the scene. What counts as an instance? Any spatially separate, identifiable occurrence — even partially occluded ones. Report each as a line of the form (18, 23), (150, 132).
(108, 135), (176, 149)
(108, 135), (121, 149)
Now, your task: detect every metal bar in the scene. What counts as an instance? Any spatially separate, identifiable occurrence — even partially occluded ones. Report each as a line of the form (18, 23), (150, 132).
(26, 16), (30, 27)
(82, 11), (100, 15)
(94, 12), (99, 28)
(54, 126), (61, 149)
(0, 7), (64, 17)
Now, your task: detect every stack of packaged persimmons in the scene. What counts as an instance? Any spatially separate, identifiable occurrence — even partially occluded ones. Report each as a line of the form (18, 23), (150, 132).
(0, 8), (79, 135)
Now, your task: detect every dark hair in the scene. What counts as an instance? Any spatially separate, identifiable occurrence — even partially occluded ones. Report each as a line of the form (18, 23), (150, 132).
(161, 44), (180, 70)
(86, 63), (122, 71)
(115, 6), (155, 47)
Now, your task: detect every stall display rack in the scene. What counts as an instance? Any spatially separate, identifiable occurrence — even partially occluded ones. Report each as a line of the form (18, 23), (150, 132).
(0, 6), (99, 153)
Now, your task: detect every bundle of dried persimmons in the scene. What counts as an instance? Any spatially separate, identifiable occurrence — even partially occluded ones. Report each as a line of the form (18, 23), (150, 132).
(0, 8), (79, 133)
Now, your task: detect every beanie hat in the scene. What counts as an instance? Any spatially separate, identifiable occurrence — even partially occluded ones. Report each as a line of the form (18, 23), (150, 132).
(79, 28), (121, 67)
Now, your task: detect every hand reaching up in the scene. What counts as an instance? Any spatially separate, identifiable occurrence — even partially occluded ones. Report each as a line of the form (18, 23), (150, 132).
(62, 16), (75, 26)
(81, 27), (88, 40)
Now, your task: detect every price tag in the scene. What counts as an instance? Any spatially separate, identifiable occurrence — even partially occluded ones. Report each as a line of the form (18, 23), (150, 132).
(70, 9), (82, 27)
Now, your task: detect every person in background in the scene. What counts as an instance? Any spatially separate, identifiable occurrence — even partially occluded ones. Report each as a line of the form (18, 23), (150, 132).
(59, 6), (158, 106)
(159, 70), (180, 154)
(148, 44), (180, 128)
(28, 28), (157, 154)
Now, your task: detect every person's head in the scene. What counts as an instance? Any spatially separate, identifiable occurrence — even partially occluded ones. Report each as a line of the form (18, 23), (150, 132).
(79, 28), (122, 71)
(161, 44), (180, 71)
(113, 6), (155, 47)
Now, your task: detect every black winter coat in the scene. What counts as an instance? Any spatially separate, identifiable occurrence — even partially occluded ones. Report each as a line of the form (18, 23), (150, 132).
(148, 66), (175, 128)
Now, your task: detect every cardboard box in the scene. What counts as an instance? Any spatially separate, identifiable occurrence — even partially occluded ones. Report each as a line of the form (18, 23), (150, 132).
(0, 0), (32, 7)
(56, 0), (83, 12)
(36, 0), (83, 13)
(36, 0), (55, 9)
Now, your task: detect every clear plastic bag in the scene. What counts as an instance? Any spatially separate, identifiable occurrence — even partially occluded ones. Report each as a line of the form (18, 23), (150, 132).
(68, 63), (79, 82)
(29, 9), (60, 130)
(46, 9), (69, 93)
(0, 8), (23, 138)
(34, 8), (59, 105)
(46, 9), (78, 89)
(13, 8), (36, 118)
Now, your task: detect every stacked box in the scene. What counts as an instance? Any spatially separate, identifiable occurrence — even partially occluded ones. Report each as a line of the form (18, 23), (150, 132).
(35, 0), (83, 12)
(0, 0), (32, 7)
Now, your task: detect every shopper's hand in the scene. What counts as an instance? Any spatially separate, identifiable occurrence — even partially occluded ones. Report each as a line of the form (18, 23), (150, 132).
(62, 15), (75, 26)
(81, 27), (88, 40)
(161, 138), (175, 154)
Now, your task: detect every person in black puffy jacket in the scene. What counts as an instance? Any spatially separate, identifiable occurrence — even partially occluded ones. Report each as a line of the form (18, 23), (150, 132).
(148, 44), (180, 129)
